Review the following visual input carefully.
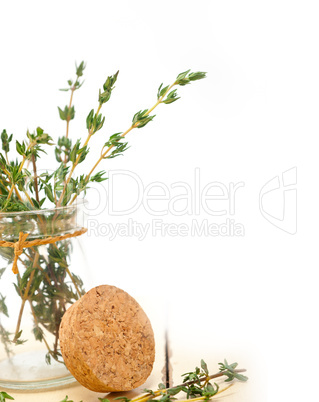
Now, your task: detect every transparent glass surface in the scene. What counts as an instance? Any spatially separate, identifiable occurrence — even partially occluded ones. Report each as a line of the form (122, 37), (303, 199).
(0, 202), (89, 390)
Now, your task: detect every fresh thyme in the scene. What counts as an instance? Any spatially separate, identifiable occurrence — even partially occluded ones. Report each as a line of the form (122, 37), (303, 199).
(59, 396), (81, 402)
(0, 64), (206, 211)
(0, 63), (206, 363)
(110, 359), (247, 402)
(1, 360), (246, 401)
(56, 359), (248, 402)
(0, 391), (14, 401)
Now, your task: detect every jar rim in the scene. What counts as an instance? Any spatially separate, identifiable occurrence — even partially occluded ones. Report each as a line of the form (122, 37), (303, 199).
(0, 198), (87, 217)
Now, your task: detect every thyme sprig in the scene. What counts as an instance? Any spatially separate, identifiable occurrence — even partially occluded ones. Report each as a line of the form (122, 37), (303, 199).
(0, 63), (206, 365)
(68, 69), (206, 206)
(112, 359), (247, 402)
(55, 69), (119, 207)
(0, 359), (246, 402)
(0, 65), (206, 212)
(59, 62), (85, 134)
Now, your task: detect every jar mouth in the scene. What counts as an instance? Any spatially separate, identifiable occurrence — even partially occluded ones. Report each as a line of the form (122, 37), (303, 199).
(0, 199), (88, 241)
(0, 198), (87, 217)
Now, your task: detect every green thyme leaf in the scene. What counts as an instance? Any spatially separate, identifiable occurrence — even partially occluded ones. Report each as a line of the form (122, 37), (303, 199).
(132, 109), (156, 128)
(0, 391), (15, 401)
(59, 396), (73, 402)
(157, 83), (170, 99)
(75, 61), (86, 77)
(201, 359), (209, 375)
(98, 70), (119, 105)
(32, 326), (44, 342)
(58, 106), (75, 122)
(0, 268), (6, 279)
(1, 129), (13, 153)
(162, 89), (180, 104)
(0, 294), (9, 317)
(90, 171), (107, 182)
(175, 69), (207, 86)
(86, 109), (94, 129)
(188, 71), (207, 81)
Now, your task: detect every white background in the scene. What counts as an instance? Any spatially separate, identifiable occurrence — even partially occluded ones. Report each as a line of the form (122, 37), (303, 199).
(1, 1), (318, 401)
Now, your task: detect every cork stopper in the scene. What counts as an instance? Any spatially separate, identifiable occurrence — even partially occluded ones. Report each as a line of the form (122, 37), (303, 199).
(59, 285), (155, 392)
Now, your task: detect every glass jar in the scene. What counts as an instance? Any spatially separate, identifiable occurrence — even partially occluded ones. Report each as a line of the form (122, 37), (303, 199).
(0, 202), (89, 390)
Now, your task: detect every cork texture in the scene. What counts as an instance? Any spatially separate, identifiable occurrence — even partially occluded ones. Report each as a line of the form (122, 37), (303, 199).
(59, 285), (155, 392)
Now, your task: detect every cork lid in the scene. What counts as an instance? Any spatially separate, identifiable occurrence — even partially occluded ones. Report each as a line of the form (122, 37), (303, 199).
(59, 285), (155, 392)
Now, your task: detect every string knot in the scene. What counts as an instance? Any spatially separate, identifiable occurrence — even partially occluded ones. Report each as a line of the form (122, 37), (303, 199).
(12, 232), (29, 274)
(0, 227), (87, 274)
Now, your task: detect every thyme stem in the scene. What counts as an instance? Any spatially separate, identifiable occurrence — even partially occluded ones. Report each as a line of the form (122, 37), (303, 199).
(31, 154), (40, 203)
(21, 249), (52, 283)
(3, 140), (35, 207)
(178, 383), (234, 402)
(182, 368), (247, 387)
(13, 252), (39, 342)
(52, 242), (82, 299)
(69, 82), (176, 206)
(136, 368), (246, 401)
(65, 87), (75, 140)
(119, 360), (246, 402)
(56, 104), (102, 208)
(28, 299), (54, 357)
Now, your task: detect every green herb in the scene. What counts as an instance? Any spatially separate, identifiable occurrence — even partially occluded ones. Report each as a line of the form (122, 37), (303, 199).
(0, 391), (14, 401)
(59, 359), (247, 402)
(59, 396), (83, 402)
(57, 61), (86, 165)
(114, 359), (247, 402)
(1, 64), (206, 212)
(0, 62), (206, 363)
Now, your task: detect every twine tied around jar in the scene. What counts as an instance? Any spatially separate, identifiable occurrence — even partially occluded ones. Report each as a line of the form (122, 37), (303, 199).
(0, 227), (88, 274)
